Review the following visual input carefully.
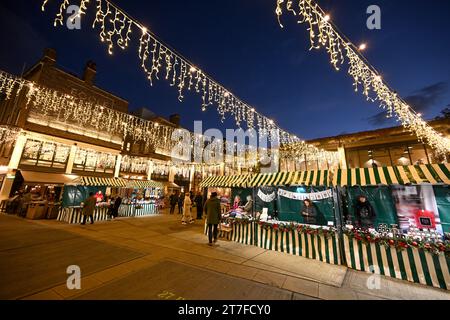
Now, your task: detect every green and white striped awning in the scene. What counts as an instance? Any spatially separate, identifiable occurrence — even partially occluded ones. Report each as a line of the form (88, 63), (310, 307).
(334, 164), (450, 186)
(200, 174), (253, 188)
(126, 180), (164, 189)
(248, 170), (331, 187)
(71, 176), (127, 187)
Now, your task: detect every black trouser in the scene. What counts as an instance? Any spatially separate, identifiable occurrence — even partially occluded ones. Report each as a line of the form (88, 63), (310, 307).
(207, 224), (218, 243)
(170, 204), (176, 214)
(82, 215), (94, 224)
(196, 206), (203, 219)
(178, 204), (183, 214)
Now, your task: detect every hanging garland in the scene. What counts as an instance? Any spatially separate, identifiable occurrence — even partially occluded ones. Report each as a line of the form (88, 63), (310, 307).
(343, 227), (450, 257)
(259, 221), (337, 239)
(278, 188), (333, 201)
(257, 189), (277, 203)
(275, 0), (450, 156)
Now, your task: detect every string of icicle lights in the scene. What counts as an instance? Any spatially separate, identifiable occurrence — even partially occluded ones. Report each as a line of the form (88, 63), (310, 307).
(275, 0), (450, 156)
(41, 0), (303, 146)
(0, 70), (339, 166)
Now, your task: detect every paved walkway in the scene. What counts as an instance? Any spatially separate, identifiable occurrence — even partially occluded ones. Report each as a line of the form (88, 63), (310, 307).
(0, 212), (449, 300)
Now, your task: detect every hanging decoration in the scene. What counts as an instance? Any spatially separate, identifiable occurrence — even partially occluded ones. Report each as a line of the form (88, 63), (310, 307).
(278, 188), (333, 201)
(257, 189), (277, 203)
(38, 0), (339, 162)
(0, 125), (21, 145)
(275, 0), (450, 156)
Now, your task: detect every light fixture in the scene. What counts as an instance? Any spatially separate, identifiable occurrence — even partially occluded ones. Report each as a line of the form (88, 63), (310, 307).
(323, 14), (330, 22)
(358, 43), (367, 51)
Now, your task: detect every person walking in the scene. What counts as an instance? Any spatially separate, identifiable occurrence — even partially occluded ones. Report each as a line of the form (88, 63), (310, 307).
(169, 192), (178, 214)
(194, 192), (203, 220)
(81, 192), (96, 225)
(177, 193), (184, 215)
(112, 196), (122, 219)
(205, 192), (221, 246)
(182, 193), (194, 225)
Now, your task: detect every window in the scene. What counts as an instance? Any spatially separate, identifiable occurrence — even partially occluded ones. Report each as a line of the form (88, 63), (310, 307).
(20, 139), (70, 170)
(73, 148), (116, 174)
(120, 156), (148, 174)
(409, 144), (429, 165)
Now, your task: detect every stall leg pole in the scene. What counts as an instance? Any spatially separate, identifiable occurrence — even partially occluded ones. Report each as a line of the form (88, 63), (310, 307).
(333, 186), (347, 266)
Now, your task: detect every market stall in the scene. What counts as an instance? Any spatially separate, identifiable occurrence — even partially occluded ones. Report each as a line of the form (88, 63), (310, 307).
(248, 170), (341, 265)
(335, 164), (450, 290)
(200, 174), (255, 244)
(58, 177), (126, 224)
(117, 180), (164, 217)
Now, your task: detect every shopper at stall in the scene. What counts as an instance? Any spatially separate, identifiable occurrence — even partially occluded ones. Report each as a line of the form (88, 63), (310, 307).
(355, 195), (376, 229)
(241, 195), (254, 216)
(205, 192), (221, 246)
(19, 191), (32, 218)
(232, 195), (242, 210)
(169, 192), (178, 214)
(81, 192), (96, 225)
(194, 192), (203, 220)
(177, 193), (184, 215)
(182, 194), (194, 225)
(301, 199), (317, 225)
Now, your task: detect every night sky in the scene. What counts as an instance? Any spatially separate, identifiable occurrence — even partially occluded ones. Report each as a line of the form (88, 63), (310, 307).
(0, 0), (449, 140)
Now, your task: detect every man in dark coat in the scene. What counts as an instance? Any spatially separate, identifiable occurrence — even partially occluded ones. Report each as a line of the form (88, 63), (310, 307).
(204, 192), (221, 246)
(169, 193), (178, 214)
(112, 196), (122, 218)
(81, 192), (96, 225)
(355, 195), (376, 228)
(194, 192), (203, 220)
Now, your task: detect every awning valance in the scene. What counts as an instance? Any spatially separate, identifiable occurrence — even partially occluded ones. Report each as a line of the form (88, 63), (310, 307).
(70, 177), (127, 187)
(334, 164), (450, 186)
(249, 170), (331, 187)
(19, 171), (78, 185)
(200, 174), (253, 188)
(126, 180), (164, 189)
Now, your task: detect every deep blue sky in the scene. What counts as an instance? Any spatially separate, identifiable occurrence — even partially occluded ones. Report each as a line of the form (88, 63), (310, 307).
(1, 0), (449, 140)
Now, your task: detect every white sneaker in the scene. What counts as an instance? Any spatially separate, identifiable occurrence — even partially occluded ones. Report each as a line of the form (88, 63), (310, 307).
(182, 222), (187, 225)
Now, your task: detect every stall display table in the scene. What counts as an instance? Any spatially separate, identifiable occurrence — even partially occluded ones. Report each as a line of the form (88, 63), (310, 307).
(118, 203), (159, 218)
(26, 203), (48, 220)
(343, 234), (450, 290)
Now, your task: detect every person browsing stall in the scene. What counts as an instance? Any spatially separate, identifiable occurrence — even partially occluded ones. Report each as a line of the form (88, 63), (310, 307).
(205, 192), (221, 246)
(301, 199), (317, 225)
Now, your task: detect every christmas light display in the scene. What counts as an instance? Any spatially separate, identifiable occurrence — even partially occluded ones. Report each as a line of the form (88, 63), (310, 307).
(275, 0), (450, 156)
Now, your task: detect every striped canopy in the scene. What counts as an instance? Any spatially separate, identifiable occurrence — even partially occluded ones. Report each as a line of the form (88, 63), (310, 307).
(334, 164), (450, 186)
(248, 170), (331, 187)
(126, 180), (164, 189)
(200, 174), (253, 188)
(71, 176), (127, 187)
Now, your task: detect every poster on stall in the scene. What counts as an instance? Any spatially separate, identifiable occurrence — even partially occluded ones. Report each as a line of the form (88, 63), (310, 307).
(255, 186), (278, 218)
(391, 185), (444, 235)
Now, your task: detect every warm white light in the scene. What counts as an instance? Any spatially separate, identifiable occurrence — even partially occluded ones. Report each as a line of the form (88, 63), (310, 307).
(358, 43), (367, 51)
(189, 66), (197, 73)
(323, 14), (330, 22)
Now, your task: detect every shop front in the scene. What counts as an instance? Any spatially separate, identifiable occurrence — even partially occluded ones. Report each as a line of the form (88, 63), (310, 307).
(200, 171), (342, 265)
(59, 176), (164, 224)
(334, 164), (450, 290)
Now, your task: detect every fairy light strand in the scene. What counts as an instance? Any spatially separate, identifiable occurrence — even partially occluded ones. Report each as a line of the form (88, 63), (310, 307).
(275, 0), (450, 155)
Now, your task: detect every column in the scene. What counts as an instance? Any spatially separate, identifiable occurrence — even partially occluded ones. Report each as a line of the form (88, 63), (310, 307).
(147, 160), (153, 181)
(65, 145), (77, 174)
(114, 154), (122, 178)
(189, 164), (195, 191)
(337, 147), (347, 169)
(168, 165), (175, 183)
(0, 133), (27, 200)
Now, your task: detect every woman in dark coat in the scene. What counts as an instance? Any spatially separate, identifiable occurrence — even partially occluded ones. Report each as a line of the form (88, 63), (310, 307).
(355, 195), (376, 228)
(301, 199), (317, 225)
